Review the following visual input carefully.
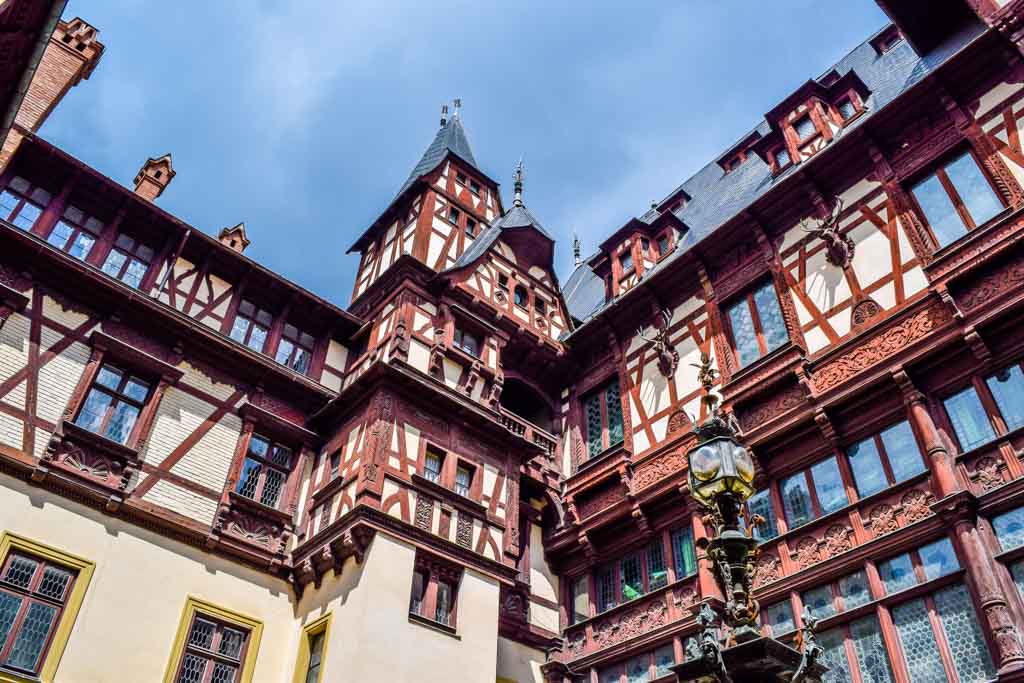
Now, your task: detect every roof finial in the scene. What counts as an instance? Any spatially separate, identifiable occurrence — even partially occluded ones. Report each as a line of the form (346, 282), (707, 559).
(651, 200), (658, 210)
(452, 98), (462, 119)
(440, 103), (449, 127)
(513, 157), (524, 207)
(573, 232), (582, 267)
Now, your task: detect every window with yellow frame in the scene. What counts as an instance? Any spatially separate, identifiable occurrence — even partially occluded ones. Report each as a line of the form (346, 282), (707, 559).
(0, 531), (95, 683)
(163, 596), (263, 683)
(292, 613), (332, 683)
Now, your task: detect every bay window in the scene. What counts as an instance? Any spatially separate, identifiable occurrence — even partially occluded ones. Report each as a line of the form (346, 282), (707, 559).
(588, 528), (694, 615)
(275, 324), (315, 374)
(101, 234), (155, 289)
(74, 363), (152, 446)
(910, 149), (1004, 248)
(845, 420), (924, 498)
(0, 176), (49, 230)
(46, 204), (104, 262)
(229, 300), (273, 353)
(234, 434), (292, 510)
(583, 378), (624, 459)
(725, 280), (789, 367)
(779, 455), (848, 529)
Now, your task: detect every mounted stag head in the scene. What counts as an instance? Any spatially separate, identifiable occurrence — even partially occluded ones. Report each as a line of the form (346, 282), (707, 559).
(800, 196), (855, 268)
(637, 308), (678, 378)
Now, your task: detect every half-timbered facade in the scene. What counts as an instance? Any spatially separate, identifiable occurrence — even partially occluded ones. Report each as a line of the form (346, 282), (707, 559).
(5, 1), (1024, 682)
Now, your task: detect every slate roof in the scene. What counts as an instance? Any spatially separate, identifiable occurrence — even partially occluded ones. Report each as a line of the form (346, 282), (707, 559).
(396, 114), (480, 199)
(561, 20), (987, 328)
(450, 202), (553, 271)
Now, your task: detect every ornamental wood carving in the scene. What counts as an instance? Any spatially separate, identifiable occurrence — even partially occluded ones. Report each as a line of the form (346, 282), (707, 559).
(592, 598), (668, 648)
(666, 410), (690, 437)
(753, 554), (781, 588)
(821, 524), (853, 556)
(901, 489), (934, 523)
(455, 513), (473, 548)
(850, 297), (883, 329)
(566, 630), (586, 657)
(415, 494), (434, 530)
(632, 450), (685, 491)
(0, 264), (31, 291)
(736, 382), (805, 432)
(812, 303), (952, 392)
(865, 503), (900, 537)
(957, 253), (1024, 311)
(972, 456), (1004, 492)
(362, 393), (394, 484)
(577, 481), (626, 519)
(792, 536), (821, 570)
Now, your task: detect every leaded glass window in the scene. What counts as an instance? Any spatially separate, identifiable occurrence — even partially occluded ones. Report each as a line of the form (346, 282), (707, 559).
(944, 385), (996, 451)
(987, 363), (1024, 432)
(746, 489), (777, 541)
(993, 505), (1024, 550)
(911, 149), (1004, 248)
(0, 176), (49, 231)
(794, 115), (817, 141)
(801, 585), (837, 620)
(838, 570), (872, 610)
(671, 527), (697, 578)
(646, 541), (667, 591)
(653, 644), (675, 677)
(597, 565), (617, 613)
(850, 615), (895, 683)
(726, 281), (789, 367)
(878, 552), (917, 595)
(275, 324), (315, 375)
(74, 363), (151, 446)
(234, 434), (292, 510)
(892, 597), (946, 682)
(818, 628), (853, 683)
(229, 300), (273, 353)
(46, 204), (104, 262)
(762, 599), (795, 636)
(174, 615), (249, 683)
(0, 553), (75, 677)
(454, 464), (472, 497)
(101, 234), (154, 289)
(918, 537), (959, 580)
(583, 378), (624, 459)
(625, 654), (649, 683)
(934, 583), (996, 683)
(620, 553), (643, 602)
(303, 631), (324, 683)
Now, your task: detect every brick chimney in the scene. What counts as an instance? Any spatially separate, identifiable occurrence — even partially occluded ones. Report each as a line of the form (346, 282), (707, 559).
(0, 18), (105, 168)
(133, 154), (175, 201)
(218, 222), (250, 253)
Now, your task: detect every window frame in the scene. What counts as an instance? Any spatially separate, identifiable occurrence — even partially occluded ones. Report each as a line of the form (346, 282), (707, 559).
(0, 176), (50, 232)
(844, 420), (925, 498)
(71, 361), (154, 447)
(416, 442), (480, 501)
(0, 533), (94, 683)
(291, 613), (332, 683)
(44, 203), (105, 262)
(771, 145), (792, 174)
(724, 280), (789, 368)
(940, 377), (1002, 454)
(581, 377), (625, 460)
(163, 596), (263, 683)
(274, 323), (316, 375)
(100, 233), (156, 289)
(587, 528), (692, 616)
(907, 146), (1007, 250)
(408, 556), (462, 632)
(229, 300), (274, 353)
(778, 455), (849, 530)
(233, 432), (294, 511)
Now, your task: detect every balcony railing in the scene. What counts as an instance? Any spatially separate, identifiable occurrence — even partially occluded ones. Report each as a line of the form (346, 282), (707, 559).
(498, 408), (557, 457)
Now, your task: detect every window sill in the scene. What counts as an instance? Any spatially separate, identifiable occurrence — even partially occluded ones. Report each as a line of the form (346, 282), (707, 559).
(567, 572), (697, 631)
(227, 490), (293, 526)
(410, 473), (487, 517)
(0, 665), (43, 683)
(408, 612), (460, 639)
(60, 420), (141, 462)
(573, 442), (628, 477)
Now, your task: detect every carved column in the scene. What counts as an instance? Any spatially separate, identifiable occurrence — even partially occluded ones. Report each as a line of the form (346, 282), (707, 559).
(892, 370), (961, 497)
(354, 391), (394, 505)
(938, 492), (1024, 673)
(751, 215), (807, 352)
(691, 504), (725, 604)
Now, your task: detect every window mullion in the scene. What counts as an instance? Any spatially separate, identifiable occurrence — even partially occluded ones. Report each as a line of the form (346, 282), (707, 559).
(841, 624), (866, 683)
(874, 434), (897, 487)
(749, 293), (768, 356)
(937, 167), (977, 230)
(923, 594), (961, 682)
(600, 387), (609, 450)
(804, 469), (824, 519)
(0, 596), (30, 662)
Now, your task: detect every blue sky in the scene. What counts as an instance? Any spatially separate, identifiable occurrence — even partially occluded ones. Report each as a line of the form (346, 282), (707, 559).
(49, 1), (888, 306)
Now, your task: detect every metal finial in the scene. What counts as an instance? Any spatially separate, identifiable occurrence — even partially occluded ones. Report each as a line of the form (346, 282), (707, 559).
(513, 158), (524, 207)
(651, 200), (658, 210)
(452, 98), (462, 118)
(573, 232), (582, 267)
(440, 104), (448, 127)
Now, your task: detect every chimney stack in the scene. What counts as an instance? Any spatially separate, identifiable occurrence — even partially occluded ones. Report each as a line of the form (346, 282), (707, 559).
(218, 222), (250, 254)
(0, 17), (105, 169)
(133, 154), (175, 201)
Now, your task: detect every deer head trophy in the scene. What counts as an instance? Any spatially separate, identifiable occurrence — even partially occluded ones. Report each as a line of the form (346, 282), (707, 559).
(637, 309), (679, 378)
(800, 196), (855, 268)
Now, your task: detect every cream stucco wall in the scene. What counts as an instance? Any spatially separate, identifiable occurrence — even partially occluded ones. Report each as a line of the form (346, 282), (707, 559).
(296, 532), (501, 683)
(0, 474), (299, 683)
(496, 636), (546, 683)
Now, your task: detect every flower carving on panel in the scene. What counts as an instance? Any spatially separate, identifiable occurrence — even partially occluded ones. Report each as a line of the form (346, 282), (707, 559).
(633, 450), (685, 491)
(61, 447), (112, 480)
(577, 483), (625, 519)
(593, 599), (668, 648)
(455, 513), (473, 548)
(737, 383), (805, 432)
(753, 554), (781, 588)
(866, 504), (900, 537)
(901, 489), (934, 523)
(673, 587), (698, 610)
(414, 494), (434, 531)
(567, 630), (586, 656)
(851, 297), (883, 329)
(959, 255), (1024, 311)
(227, 515), (275, 549)
(666, 410), (690, 437)
(820, 525), (853, 556)
(973, 456), (1004, 493)
(793, 536), (821, 570)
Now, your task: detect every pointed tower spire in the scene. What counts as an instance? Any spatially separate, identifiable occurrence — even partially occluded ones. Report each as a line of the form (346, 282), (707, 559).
(452, 98), (462, 119)
(513, 158), (525, 207)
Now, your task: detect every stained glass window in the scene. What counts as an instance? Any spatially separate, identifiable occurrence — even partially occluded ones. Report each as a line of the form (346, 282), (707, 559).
(918, 537), (959, 580)
(987, 364), (1024, 432)
(992, 505), (1024, 550)
(878, 553), (917, 594)
(625, 654), (649, 683)
(671, 527), (697, 578)
(753, 281), (789, 354)
(934, 583), (997, 683)
(944, 385), (996, 451)
(454, 465), (472, 497)
(653, 644), (675, 677)
(850, 615), (895, 683)
(839, 570), (872, 610)
(424, 447), (443, 483)
(893, 597), (946, 682)
(818, 628), (853, 683)
(583, 379), (624, 460)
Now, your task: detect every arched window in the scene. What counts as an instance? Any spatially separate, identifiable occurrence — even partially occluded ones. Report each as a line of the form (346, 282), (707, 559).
(514, 285), (528, 308)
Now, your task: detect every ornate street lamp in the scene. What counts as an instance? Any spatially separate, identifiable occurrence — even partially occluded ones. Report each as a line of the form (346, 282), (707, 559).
(673, 354), (825, 683)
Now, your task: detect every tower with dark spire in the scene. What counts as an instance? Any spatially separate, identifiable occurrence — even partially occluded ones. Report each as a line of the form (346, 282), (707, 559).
(347, 100), (503, 309)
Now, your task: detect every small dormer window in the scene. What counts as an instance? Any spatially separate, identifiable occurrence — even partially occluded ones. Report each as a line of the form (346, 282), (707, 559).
(773, 147), (792, 173)
(514, 285), (528, 308)
(470, 180), (481, 196)
(837, 98), (857, 121)
(620, 251), (633, 272)
(448, 207), (460, 225)
(794, 115), (816, 141)
(658, 233), (670, 256)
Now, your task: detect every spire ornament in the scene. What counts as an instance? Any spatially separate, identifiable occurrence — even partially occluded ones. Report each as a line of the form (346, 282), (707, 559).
(513, 158), (525, 207)
(573, 232), (582, 267)
(440, 103), (449, 127)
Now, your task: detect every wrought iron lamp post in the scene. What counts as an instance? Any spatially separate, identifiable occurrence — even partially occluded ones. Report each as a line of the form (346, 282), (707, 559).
(671, 354), (825, 683)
